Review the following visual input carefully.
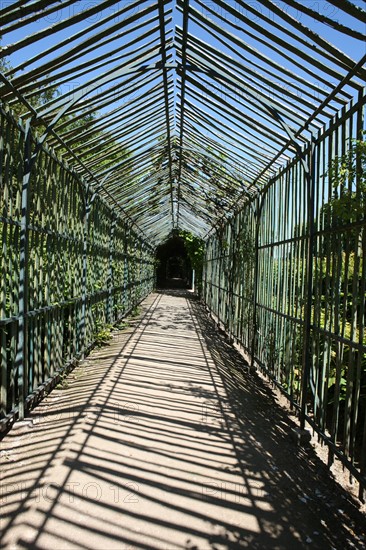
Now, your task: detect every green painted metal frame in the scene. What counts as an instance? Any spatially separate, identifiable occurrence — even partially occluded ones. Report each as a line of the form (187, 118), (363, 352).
(2, 0), (363, 243)
(203, 91), (366, 499)
(0, 104), (155, 431)
(0, 0), (365, 501)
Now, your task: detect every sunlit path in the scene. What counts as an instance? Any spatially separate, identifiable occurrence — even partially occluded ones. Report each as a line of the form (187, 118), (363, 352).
(1, 291), (364, 550)
(1, 0), (365, 519)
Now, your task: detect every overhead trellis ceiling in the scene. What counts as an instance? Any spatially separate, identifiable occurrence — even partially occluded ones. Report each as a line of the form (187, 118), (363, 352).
(0, 0), (365, 245)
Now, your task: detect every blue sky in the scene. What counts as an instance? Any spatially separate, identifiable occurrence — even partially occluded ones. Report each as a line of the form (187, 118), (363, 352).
(3, 1), (365, 71)
(0, 0), (365, 239)
(1, 0), (365, 174)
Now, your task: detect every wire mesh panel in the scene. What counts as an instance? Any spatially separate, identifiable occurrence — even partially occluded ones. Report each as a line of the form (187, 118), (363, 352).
(0, 105), (155, 426)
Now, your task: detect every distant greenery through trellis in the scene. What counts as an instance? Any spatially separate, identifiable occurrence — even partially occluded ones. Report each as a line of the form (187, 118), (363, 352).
(179, 229), (205, 294)
(203, 114), (366, 498)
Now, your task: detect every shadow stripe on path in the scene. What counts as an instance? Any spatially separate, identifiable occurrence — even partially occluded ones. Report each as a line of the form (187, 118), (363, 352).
(1, 291), (365, 550)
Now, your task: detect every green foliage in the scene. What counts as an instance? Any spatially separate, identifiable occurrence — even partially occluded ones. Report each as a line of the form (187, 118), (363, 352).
(313, 139), (366, 411)
(327, 138), (366, 203)
(321, 138), (365, 249)
(56, 371), (70, 390)
(114, 321), (130, 330)
(264, 324), (280, 371)
(131, 306), (141, 317)
(178, 230), (205, 271)
(93, 325), (113, 348)
(0, 48), (131, 178)
(237, 219), (255, 267)
(266, 140), (366, 413)
(0, 46), (60, 119)
(181, 144), (243, 217)
(178, 230), (205, 294)
(0, 48), (10, 73)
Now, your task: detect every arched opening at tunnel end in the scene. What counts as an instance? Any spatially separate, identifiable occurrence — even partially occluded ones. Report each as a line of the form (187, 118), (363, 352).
(155, 236), (192, 289)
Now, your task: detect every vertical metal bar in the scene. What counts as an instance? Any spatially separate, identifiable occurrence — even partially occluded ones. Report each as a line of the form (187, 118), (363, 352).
(157, 0), (175, 229)
(300, 137), (316, 430)
(107, 215), (117, 324)
(79, 189), (91, 357)
(15, 119), (32, 420)
(251, 195), (264, 370)
(226, 220), (234, 337)
(11, 137), (21, 411)
(328, 110), (343, 465)
(33, 163), (42, 390)
(0, 109), (8, 417)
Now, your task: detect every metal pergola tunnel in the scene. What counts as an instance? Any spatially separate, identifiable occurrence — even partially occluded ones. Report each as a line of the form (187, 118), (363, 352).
(0, 0), (365, 507)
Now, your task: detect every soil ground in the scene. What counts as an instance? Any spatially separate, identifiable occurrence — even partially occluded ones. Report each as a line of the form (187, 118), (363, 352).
(1, 291), (365, 549)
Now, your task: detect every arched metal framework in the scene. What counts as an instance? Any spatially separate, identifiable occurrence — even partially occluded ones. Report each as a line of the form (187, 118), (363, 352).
(0, 1), (365, 497)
